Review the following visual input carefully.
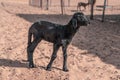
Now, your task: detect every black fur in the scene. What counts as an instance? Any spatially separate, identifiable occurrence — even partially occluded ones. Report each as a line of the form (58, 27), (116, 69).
(27, 12), (90, 72)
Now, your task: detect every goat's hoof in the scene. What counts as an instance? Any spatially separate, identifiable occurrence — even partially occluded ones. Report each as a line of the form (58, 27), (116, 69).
(29, 64), (35, 68)
(63, 68), (69, 72)
(46, 67), (51, 71)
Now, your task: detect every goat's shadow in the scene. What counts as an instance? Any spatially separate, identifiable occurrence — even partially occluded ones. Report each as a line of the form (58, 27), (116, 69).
(16, 14), (72, 24)
(0, 58), (63, 71)
(16, 13), (120, 69)
(0, 59), (27, 68)
(39, 66), (62, 71)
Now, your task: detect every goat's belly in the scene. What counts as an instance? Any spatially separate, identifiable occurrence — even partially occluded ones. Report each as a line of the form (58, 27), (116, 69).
(42, 33), (56, 43)
(43, 36), (55, 43)
(41, 29), (63, 43)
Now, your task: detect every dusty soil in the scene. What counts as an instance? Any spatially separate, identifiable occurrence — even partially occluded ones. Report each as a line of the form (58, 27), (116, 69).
(0, 0), (120, 80)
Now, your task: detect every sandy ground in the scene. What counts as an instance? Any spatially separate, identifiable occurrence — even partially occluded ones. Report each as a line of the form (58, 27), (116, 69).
(0, 0), (120, 80)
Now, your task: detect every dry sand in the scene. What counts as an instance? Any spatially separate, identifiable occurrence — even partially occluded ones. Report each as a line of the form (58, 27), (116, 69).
(0, 0), (120, 80)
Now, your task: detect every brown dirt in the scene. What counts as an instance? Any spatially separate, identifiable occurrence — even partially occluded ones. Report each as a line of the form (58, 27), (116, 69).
(0, 0), (120, 80)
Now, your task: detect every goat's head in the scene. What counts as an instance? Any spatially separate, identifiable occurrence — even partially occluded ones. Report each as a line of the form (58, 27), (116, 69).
(71, 12), (90, 29)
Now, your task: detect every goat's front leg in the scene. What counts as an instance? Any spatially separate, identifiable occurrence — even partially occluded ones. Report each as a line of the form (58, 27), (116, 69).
(27, 38), (41, 68)
(62, 40), (69, 72)
(46, 43), (60, 71)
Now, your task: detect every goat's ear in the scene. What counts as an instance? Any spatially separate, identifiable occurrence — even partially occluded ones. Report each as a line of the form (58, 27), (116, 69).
(72, 19), (77, 28)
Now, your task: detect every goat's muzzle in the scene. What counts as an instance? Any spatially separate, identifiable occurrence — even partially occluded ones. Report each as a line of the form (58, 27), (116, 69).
(87, 19), (90, 25)
(82, 19), (90, 26)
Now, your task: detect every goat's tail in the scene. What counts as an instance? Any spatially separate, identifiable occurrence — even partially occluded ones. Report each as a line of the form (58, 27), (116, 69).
(27, 29), (32, 47)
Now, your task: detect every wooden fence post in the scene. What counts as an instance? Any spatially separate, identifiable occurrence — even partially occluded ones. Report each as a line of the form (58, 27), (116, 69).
(40, 0), (43, 9)
(102, 0), (107, 22)
(90, 1), (94, 20)
(61, 0), (65, 15)
(68, 0), (70, 7)
(90, 0), (96, 20)
(46, 0), (49, 10)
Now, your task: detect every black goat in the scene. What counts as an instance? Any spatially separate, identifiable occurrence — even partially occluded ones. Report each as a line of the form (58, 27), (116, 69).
(27, 12), (89, 72)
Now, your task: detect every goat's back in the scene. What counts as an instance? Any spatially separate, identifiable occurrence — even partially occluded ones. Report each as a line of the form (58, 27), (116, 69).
(30, 21), (66, 43)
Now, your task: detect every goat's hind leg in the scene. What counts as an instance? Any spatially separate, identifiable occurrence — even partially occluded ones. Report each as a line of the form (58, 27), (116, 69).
(27, 33), (36, 62)
(46, 43), (60, 71)
(27, 37), (41, 68)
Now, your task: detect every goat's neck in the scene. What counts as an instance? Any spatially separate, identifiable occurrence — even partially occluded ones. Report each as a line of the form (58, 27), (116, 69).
(65, 21), (80, 38)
